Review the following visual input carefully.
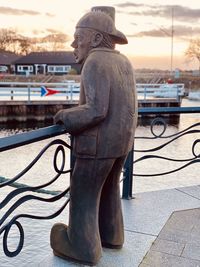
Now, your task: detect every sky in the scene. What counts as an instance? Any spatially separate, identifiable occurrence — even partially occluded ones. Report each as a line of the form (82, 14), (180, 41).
(0, 0), (200, 70)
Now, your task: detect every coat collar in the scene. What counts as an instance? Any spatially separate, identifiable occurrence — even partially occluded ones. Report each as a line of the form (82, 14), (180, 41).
(89, 48), (120, 55)
(80, 48), (120, 70)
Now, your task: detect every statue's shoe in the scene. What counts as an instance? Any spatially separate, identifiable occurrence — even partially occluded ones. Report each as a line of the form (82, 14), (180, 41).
(50, 223), (101, 266)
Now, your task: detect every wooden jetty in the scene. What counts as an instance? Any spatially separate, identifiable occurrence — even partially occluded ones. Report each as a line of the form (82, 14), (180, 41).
(0, 99), (181, 125)
(0, 82), (184, 125)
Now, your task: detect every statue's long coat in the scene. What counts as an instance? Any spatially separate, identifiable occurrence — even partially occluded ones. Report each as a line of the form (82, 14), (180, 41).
(60, 47), (138, 158)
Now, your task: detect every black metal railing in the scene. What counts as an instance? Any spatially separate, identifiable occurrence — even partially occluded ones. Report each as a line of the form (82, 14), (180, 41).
(133, 119), (200, 176)
(0, 106), (200, 257)
(0, 126), (73, 257)
(121, 106), (200, 199)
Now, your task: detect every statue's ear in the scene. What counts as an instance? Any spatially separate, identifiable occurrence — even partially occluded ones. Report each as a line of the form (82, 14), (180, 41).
(91, 32), (103, 48)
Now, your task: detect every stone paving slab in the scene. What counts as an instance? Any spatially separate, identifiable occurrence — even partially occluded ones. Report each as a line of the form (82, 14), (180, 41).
(176, 185), (200, 200)
(123, 187), (200, 236)
(151, 239), (185, 256)
(182, 243), (200, 261)
(140, 208), (200, 267)
(139, 250), (200, 267)
(158, 209), (200, 246)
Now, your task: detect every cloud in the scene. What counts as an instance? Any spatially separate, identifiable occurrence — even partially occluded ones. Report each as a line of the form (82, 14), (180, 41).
(31, 28), (69, 39)
(0, 6), (55, 17)
(128, 29), (169, 38)
(42, 33), (69, 43)
(131, 22), (138, 26)
(0, 6), (40, 16)
(115, 2), (145, 8)
(174, 26), (200, 37)
(128, 25), (200, 38)
(45, 12), (55, 17)
(115, 3), (200, 23)
(46, 28), (62, 34)
(31, 29), (47, 35)
(172, 5), (200, 22)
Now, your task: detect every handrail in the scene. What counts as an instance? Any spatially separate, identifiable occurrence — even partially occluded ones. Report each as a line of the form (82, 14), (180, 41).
(1, 106), (200, 152)
(138, 106), (200, 114)
(0, 124), (67, 152)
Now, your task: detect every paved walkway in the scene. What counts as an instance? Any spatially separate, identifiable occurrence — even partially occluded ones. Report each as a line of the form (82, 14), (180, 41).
(140, 208), (200, 267)
(0, 184), (200, 267)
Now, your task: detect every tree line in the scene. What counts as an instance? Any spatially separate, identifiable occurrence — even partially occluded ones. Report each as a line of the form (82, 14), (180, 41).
(0, 28), (69, 55)
(1, 28), (200, 71)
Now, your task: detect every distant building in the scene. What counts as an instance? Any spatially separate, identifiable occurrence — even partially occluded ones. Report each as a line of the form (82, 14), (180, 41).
(0, 52), (20, 73)
(13, 51), (81, 75)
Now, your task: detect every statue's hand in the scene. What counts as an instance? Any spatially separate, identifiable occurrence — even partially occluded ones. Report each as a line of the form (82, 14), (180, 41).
(54, 110), (64, 125)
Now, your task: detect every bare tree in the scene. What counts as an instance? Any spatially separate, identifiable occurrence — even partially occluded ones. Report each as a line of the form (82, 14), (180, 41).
(0, 28), (17, 52)
(19, 38), (31, 55)
(0, 28), (32, 55)
(185, 38), (200, 73)
(0, 28), (69, 54)
(39, 33), (69, 51)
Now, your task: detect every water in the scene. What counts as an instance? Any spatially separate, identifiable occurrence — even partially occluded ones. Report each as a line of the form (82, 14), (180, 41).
(0, 98), (199, 194)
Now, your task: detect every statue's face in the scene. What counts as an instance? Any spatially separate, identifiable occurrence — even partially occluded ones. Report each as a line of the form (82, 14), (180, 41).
(71, 28), (93, 63)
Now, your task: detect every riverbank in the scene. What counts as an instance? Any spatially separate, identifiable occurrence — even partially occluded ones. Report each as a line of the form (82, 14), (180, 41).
(0, 98), (181, 125)
(1, 73), (200, 90)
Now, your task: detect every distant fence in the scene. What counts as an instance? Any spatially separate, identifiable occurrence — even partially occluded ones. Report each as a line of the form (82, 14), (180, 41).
(137, 83), (184, 101)
(0, 81), (185, 102)
(0, 81), (80, 103)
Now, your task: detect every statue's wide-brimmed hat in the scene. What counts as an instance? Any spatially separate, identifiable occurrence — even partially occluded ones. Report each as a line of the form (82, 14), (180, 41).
(76, 6), (128, 45)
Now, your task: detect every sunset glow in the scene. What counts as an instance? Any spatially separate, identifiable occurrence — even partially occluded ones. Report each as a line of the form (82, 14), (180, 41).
(0, 0), (200, 69)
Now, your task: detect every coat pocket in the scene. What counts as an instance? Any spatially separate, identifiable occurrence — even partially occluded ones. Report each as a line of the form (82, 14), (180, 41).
(75, 135), (97, 156)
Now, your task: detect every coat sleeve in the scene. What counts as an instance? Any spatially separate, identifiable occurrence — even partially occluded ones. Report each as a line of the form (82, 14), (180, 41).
(54, 57), (110, 135)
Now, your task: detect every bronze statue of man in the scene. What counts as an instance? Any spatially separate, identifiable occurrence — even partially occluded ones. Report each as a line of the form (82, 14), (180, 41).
(50, 6), (138, 266)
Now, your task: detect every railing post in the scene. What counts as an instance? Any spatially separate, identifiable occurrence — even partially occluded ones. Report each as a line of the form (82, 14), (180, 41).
(144, 87), (146, 100)
(70, 135), (75, 178)
(28, 86), (31, 103)
(10, 84), (13, 100)
(70, 83), (73, 103)
(177, 86), (181, 102)
(122, 147), (134, 199)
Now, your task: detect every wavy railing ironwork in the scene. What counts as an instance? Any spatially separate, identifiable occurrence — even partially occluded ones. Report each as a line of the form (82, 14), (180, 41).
(0, 136), (71, 257)
(0, 106), (200, 257)
(133, 117), (200, 177)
